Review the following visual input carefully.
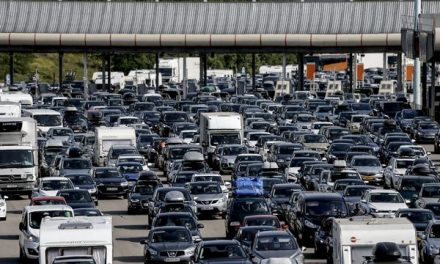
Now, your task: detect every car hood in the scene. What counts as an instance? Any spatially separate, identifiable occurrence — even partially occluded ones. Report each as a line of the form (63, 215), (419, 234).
(38, 190), (60, 197)
(193, 193), (224, 201)
(303, 143), (329, 149)
(353, 166), (382, 174)
(62, 169), (91, 175)
(369, 203), (407, 211)
(123, 173), (140, 181)
(343, 196), (361, 205)
(255, 250), (299, 259)
(66, 202), (95, 209)
(427, 239), (440, 248)
(151, 242), (193, 251)
(130, 193), (153, 200)
(421, 197), (440, 204)
(74, 184), (95, 190)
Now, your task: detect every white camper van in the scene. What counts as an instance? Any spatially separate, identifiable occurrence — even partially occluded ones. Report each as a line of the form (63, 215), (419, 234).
(22, 109), (63, 135)
(39, 216), (112, 264)
(332, 217), (418, 264)
(94, 127), (136, 166)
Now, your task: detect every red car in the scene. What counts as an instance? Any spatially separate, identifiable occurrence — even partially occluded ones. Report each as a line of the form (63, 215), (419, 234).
(242, 214), (288, 230)
(30, 196), (67, 206)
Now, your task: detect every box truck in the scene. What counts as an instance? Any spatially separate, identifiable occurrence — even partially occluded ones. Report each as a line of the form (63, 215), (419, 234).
(159, 57), (200, 83)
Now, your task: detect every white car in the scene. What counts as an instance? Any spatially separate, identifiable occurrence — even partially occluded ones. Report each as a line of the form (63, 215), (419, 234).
(116, 154), (149, 171)
(32, 177), (75, 197)
(360, 189), (408, 218)
(383, 157), (415, 189)
(0, 195), (6, 221)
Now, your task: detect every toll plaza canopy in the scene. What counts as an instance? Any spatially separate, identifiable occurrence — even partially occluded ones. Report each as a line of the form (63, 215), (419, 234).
(1, 1), (440, 52)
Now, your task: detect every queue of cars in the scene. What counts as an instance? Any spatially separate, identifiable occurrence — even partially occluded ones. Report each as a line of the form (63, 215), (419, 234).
(3, 81), (440, 264)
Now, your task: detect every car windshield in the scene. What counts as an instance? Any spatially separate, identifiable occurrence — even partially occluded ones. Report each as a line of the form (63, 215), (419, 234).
(42, 180), (72, 191)
(134, 183), (157, 194)
(278, 145), (298, 155)
(33, 199), (65, 206)
(193, 176), (223, 184)
(246, 218), (278, 227)
(305, 200), (347, 216)
(202, 244), (247, 259)
(430, 225), (440, 238)
(330, 144), (350, 152)
(303, 135), (327, 143)
(351, 104), (371, 111)
(396, 160), (415, 169)
(370, 193), (404, 203)
(95, 169), (122, 178)
(256, 235), (298, 251)
(223, 146), (247, 156)
(164, 113), (188, 122)
(74, 209), (102, 217)
(273, 187), (299, 198)
(352, 116), (364, 123)
(352, 158), (380, 167)
(399, 212), (433, 222)
(52, 129), (72, 136)
(290, 158), (315, 167)
(421, 186), (440, 198)
(155, 215), (196, 230)
(237, 156), (263, 163)
(420, 123), (439, 130)
(34, 115), (61, 126)
(344, 187), (371, 197)
(425, 204), (440, 215)
(182, 131), (196, 139)
(59, 191), (93, 203)
(119, 157), (144, 164)
(170, 148), (200, 159)
(233, 200), (269, 214)
(29, 210), (73, 229)
(190, 184), (221, 194)
(152, 229), (191, 243)
(317, 106), (333, 113)
(66, 175), (94, 185)
(118, 165), (143, 173)
(0, 149), (34, 168)
(210, 134), (241, 146)
(63, 159), (91, 170)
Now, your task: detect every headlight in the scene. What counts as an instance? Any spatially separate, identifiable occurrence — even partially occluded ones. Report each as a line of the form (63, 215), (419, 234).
(148, 248), (158, 256)
(304, 219), (318, 229)
(192, 235), (201, 241)
(277, 159), (285, 163)
(27, 233), (39, 242)
(184, 247), (195, 256)
(88, 188), (97, 194)
(0, 201), (5, 207)
(370, 208), (377, 213)
(130, 199), (140, 203)
(26, 174), (34, 181)
(120, 181), (128, 187)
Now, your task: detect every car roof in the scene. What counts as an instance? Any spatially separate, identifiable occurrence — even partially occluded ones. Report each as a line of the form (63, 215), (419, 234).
(256, 230), (292, 237)
(300, 192), (343, 199)
(25, 204), (73, 213)
(202, 240), (240, 246)
(41, 177), (72, 181)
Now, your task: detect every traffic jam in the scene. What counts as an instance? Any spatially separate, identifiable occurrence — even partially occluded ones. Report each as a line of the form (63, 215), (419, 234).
(0, 58), (438, 264)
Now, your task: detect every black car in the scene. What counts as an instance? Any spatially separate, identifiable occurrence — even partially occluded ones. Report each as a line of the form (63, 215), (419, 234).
(326, 143), (351, 163)
(64, 173), (97, 198)
(93, 167), (129, 198)
(193, 240), (251, 264)
(140, 226), (196, 264)
(288, 192), (348, 247)
(268, 183), (304, 220)
(149, 212), (204, 241)
(127, 180), (161, 214)
(225, 197), (271, 238)
(56, 189), (97, 209)
(395, 175), (439, 207)
(73, 208), (104, 217)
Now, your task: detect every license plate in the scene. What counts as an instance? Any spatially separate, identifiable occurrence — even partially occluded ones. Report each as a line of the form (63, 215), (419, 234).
(165, 258), (180, 262)
(107, 187), (118, 191)
(6, 184), (17, 188)
(201, 206), (213, 210)
(363, 176), (374, 181)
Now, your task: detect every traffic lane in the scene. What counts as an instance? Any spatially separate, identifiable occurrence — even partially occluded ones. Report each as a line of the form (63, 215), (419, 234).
(0, 196), (28, 264)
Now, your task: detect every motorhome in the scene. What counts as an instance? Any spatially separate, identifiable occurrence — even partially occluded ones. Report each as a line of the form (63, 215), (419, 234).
(22, 109), (63, 135)
(0, 118), (38, 196)
(0, 92), (33, 107)
(94, 127), (136, 166)
(378, 80), (397, 95)
(0, 101), (21, 117)
(325, 80), (343, 98)
(39, 216), (112, 264)
(127, 69), (162, 88)
(92, 72), (125, 91)
(332, 217), (418, 264)
(274, 80), (290, 99)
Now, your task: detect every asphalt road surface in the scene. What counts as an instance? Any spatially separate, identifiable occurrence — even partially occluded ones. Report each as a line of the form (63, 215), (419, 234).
(0, 144), (438, 264)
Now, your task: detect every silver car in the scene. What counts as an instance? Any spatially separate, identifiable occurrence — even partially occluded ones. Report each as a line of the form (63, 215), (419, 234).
(186, 181), (228, 217)
(350, 155), (384, 184)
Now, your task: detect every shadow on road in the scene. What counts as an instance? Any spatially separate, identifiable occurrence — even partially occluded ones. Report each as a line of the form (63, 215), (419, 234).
(113, 256), (144, 263)
(114, 224), (147, 230)
(0, 235), (19, 240)
(116, 236), (145, 243)
(0, 257), (17, 264)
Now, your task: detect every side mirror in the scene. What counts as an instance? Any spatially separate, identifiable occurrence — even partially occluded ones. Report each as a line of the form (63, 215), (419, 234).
(19, 222), (24, 231)
(194, 237), (202, 243)
(202, 142), (207, 147)
(146, 225), (151, 230)
(197, 223), (204, 229)
(420, 234), (427, 240)
(427, 152), (431, 155)
(140, 239), (147, 245)
(95, 199), (99, 206)
(360, 199), (366, 203)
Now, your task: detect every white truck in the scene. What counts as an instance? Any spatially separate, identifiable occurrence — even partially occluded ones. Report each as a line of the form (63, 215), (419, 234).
(0, 92), (33, 107)
(378, 80), (397, 95)
(0, 101), (21, 117)
(39, 216), (113, 264)
(159, 57), (200, 83)
(128, 69), (162, 88)
(92, 71), (125, 91)
(325, 80), (343, 99)
(0, 118), (38, 196)
(199, 113), (244, 157)
(22, 109), (63, 135)
(207, 69), (234, 78)
(94, 127), (136, 166)
(332, 217), (418, 264)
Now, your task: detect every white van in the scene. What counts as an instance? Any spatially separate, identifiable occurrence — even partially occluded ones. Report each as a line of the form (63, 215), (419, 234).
(19, 205), (74, 261)
(22, 109), (63, 135)
(0, 101), (21, 117)
(94, 127), (136, 166)
(332, 217), (418, 264)
(0, 92), (33, 107)
(39, 216), (112, 264)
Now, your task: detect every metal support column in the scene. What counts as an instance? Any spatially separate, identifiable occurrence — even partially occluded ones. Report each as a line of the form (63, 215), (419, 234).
(155, 53), (160, 89)
(199, 53), (204, 85)
(413, 0), (422, 109)
(252, 53), (256, 91)
(348, 53), (353, 93)
(59, 52), (64, 86)
(298, 53), (304, 91)
(107, 54), (111, 92)
(422, 63), (428, 110)
(397, 53), (403, 93)
(205, 53), (208, 86)
(431, 60), (436, 119)
(101, 54), (106, 91)
(83, 53), (89, 100)
(183, 55), (187, 99)
(383, 53), (388, 80)
(282, 53), (287, 81)
(8, 52), (14, 85)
